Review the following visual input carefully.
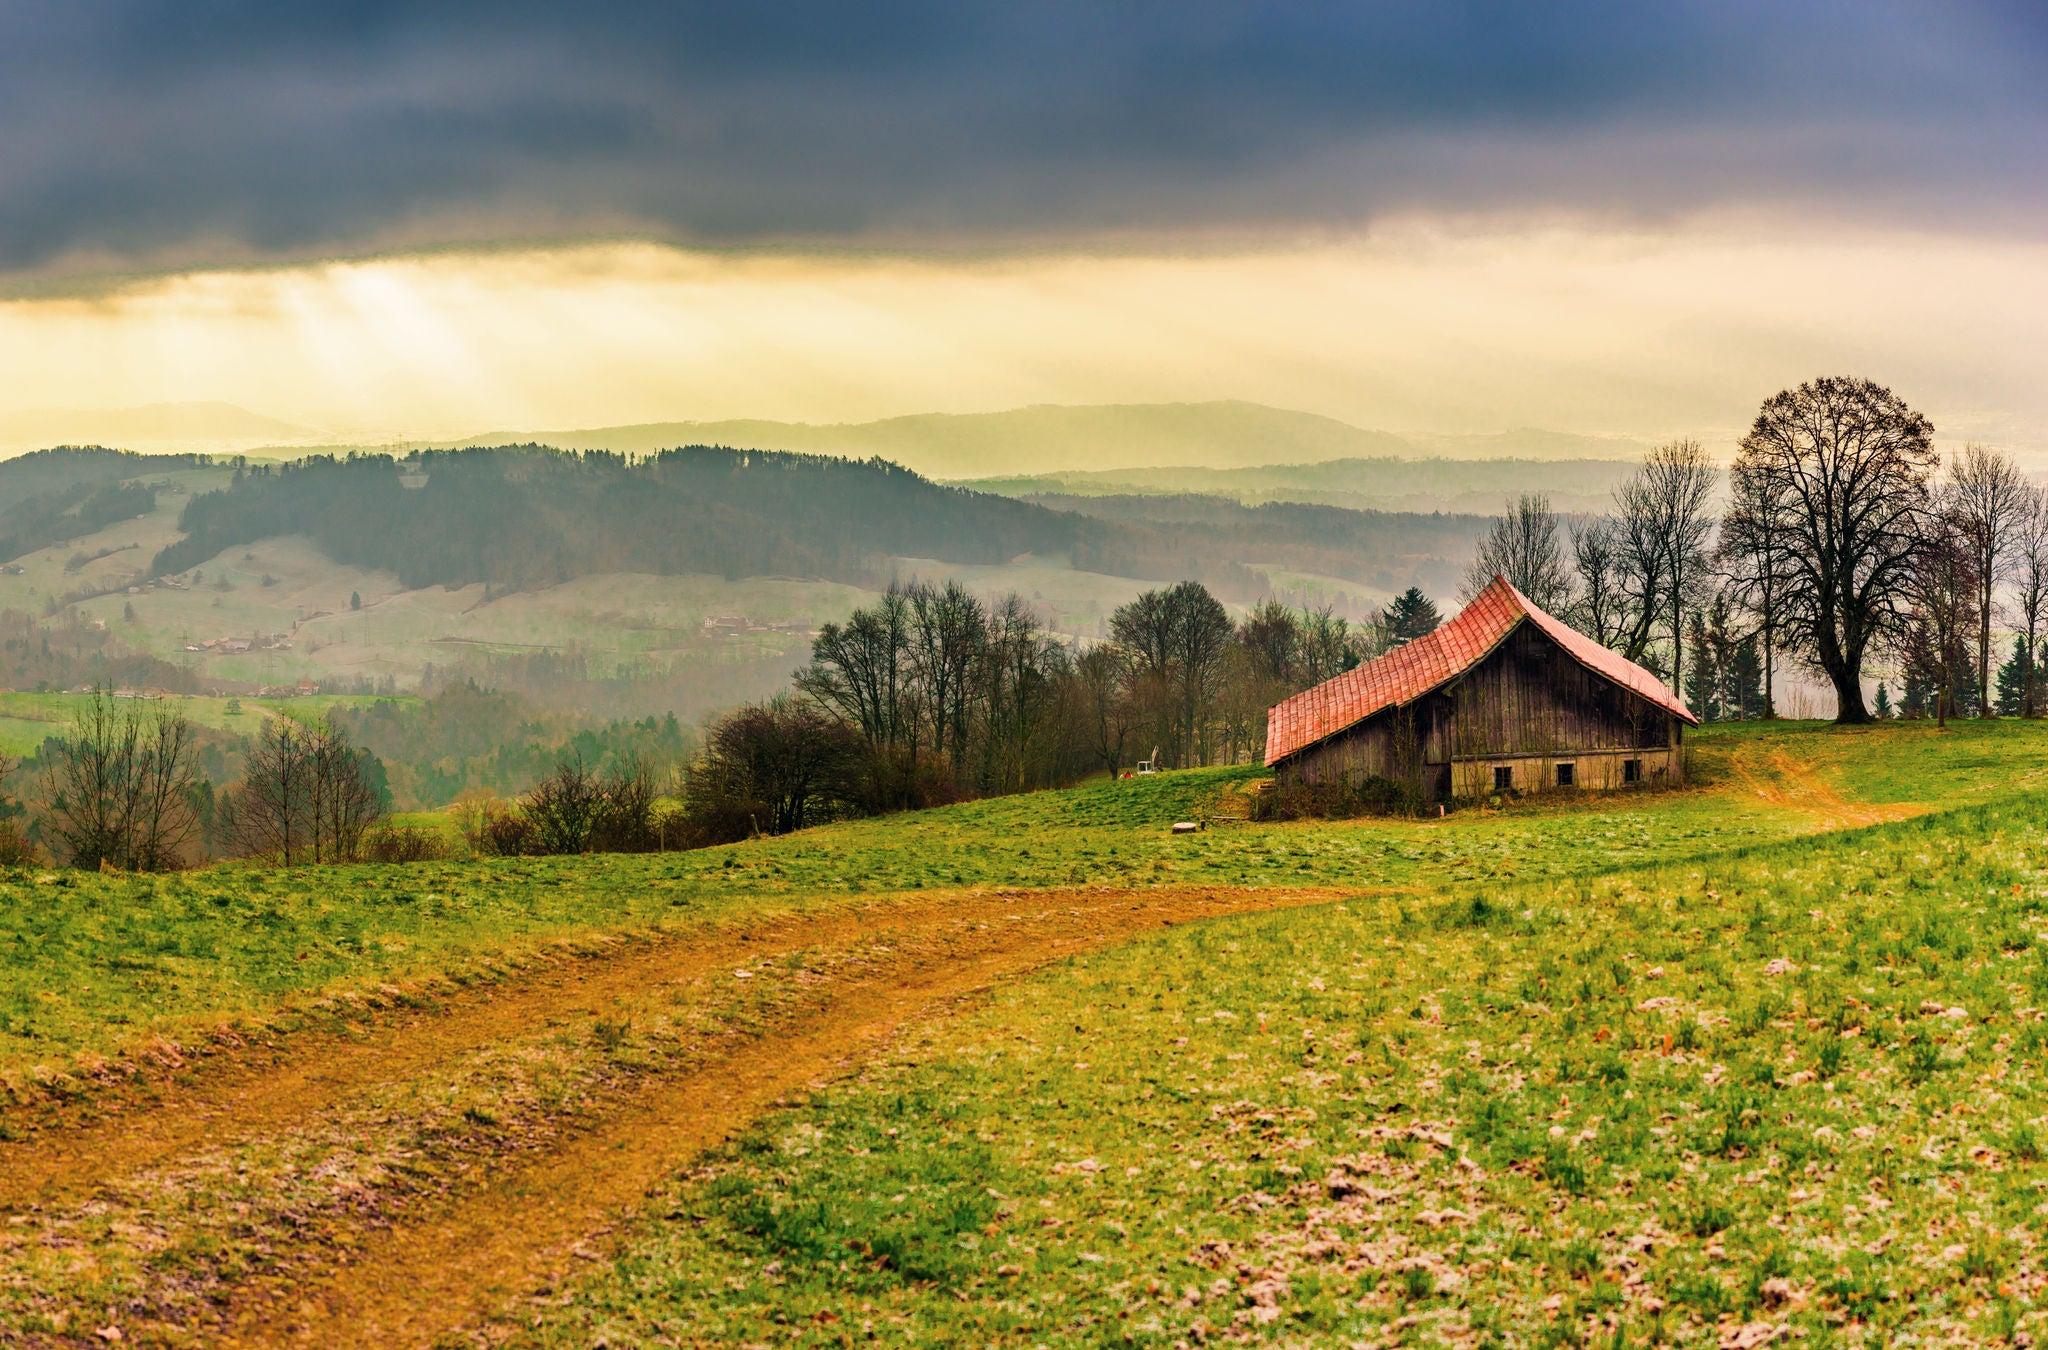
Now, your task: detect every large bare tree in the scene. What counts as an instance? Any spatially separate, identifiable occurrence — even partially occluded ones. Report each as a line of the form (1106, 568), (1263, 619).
(1732, 377), (1938, 723)
(1462, 493), (1572, 613)
(1948, 444), (2029, 717)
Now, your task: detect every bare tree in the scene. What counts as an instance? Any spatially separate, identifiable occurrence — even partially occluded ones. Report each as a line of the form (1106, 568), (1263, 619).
(1163, 581), (1232, 766)
(1619, 440), (1719, 694)
(1719, 455), (1793, 717)
(2009, 485), (2048, 717)
(524, 754), (605, 854)
(1611, 485), (1668, 668)
(1461, 493), (1572, 612)
(1901, 489), (1979, 727)
(684, 695), (864, 840)
(906, 580), (985, 770)
(227, 715), (381, 864)
(1567, 516), (1632, 648)
(799, 587), (915, 758)
(41, 688), (196, 871)
(1111, 580), (1231, 767)
(1074, 642), (1137, 773)
(1299, 605), (1356, 682)
(1732, 377), (1938, 723)
(1949, 444), (2029, 717)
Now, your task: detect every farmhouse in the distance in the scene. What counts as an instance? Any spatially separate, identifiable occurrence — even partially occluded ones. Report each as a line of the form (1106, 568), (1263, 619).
(1264, 575), (1697, 801)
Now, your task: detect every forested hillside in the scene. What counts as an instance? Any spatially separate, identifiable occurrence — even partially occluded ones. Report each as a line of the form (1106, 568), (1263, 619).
(154, 447), (1078, 590)
(146, 446), (1483, 602)
(0, 447), (206, 564)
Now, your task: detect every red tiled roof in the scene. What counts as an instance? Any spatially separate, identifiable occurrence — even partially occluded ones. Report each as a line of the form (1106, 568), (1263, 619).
(1263, 576), (1697, 766)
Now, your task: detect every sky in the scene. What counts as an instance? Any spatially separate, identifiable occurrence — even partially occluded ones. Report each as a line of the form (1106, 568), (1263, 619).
(2, 1), (2045, 454)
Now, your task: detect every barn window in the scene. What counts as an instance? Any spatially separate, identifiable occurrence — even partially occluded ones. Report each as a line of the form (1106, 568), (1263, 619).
(1555, 762), (1574, 787)
(1493, 765), (1512, 791)
(1623, 758), (1642, 784)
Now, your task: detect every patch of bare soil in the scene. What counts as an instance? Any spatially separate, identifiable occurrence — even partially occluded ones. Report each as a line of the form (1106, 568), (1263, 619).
(4, 885), (1350, 1348)
(1723, 745), (1919, 831)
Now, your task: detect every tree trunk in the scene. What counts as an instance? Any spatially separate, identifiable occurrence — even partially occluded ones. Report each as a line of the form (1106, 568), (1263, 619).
(1829, 663), (1871, 723)
(1762, 596), (1775, 719)
(1980, 594), (1995, 718)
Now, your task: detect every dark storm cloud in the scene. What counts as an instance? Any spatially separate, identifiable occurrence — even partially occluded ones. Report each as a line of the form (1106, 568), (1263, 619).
(1, 1), (2043, 272)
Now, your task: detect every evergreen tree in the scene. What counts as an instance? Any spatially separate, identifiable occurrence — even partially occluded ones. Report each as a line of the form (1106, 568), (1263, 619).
(1873, 683), (1895, 719)
(1996, 636), (2033, 717)
(1380, 587), (1441, 645)
(1683, 610), (1720, 721)
(1722, 634), (1766, 720)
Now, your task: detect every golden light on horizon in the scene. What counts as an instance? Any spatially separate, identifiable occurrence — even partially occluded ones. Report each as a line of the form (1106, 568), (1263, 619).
(2, 220), (2045, 458)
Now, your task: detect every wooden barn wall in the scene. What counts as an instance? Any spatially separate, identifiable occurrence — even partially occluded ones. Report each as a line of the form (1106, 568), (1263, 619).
(1276, 620), (1684, 799)
(1428, 624), (1674, 762)
(1282, 707), (1414, 788)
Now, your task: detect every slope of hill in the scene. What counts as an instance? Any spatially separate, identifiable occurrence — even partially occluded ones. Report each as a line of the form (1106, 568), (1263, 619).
(146, 446), (1486, 607)
(432, 401), (1617, 477)
(968, 455), (1641, 515)
(0, 444), (1490, 712)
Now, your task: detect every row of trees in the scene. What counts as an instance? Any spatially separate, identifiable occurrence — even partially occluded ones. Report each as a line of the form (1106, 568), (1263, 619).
(1467, 376), (2041, 726)
(19, 688), (390, 871)
(679, 578), (1446, 843)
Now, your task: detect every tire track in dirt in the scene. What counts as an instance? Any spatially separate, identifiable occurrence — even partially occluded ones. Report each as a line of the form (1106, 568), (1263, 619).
(0, 887), (1346, 1216)
(175, 888), (1340, 1349)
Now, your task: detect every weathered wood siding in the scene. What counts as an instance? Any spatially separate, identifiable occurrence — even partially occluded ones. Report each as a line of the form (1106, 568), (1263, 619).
(1278, 619), (1683, 801)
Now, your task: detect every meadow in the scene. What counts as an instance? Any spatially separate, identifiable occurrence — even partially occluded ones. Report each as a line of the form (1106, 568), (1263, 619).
(0, 719), (1961, 1079)
(510, 734), (2048, 1348)
(2, 719), (2045, 1347)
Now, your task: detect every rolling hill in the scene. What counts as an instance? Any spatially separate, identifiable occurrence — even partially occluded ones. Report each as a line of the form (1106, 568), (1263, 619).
(417, 401), (1652, 479)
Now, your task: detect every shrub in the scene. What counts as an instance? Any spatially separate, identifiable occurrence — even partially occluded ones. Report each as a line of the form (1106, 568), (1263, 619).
(1249, 774), (1424, 821)
(479, 807), (537, 858)
(360, 824), (448, 864)
(0, 821), (38, 867)
(681, 697), (866, 845)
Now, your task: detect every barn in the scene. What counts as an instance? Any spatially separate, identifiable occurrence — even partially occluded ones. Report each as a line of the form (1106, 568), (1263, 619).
(1264, 575), (1697, 801)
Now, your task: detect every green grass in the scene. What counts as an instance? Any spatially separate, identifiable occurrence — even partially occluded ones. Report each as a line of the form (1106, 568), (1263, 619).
(0, 690), (406, 756)
(4, 720), (2037, 1080)
(514, 785), (2048, 1347)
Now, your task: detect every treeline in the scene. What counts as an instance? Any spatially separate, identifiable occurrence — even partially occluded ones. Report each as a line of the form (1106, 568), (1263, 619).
(328, 683), (694, 808)
(1461, 375), (2044, 727)
(1034, 493), (1483, 604)
(145, 445), (1482, 607)
(153, 447), (1087, 590)
(0, 608), (201, 694)
(672, 579), (1435, 846)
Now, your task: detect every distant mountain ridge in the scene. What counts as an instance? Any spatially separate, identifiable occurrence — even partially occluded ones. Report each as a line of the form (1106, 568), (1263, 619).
(436, 401), (1652, 478)
(0, 402), (310, 452)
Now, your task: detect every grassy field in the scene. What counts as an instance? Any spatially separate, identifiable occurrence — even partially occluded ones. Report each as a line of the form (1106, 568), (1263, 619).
(4, 719), (2047, 1346)
(0, 721), (2023, 1079)
(523, 800), (2048, 1347)
(506, 731), (2048, 1348)
(0, 689), (402, 757)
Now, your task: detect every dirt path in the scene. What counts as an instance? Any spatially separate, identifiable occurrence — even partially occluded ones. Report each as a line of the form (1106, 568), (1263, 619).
(0, 886), (1330, 1215)
(1722, 744), (1919, 831)
(4, 886), (1349, 1347)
